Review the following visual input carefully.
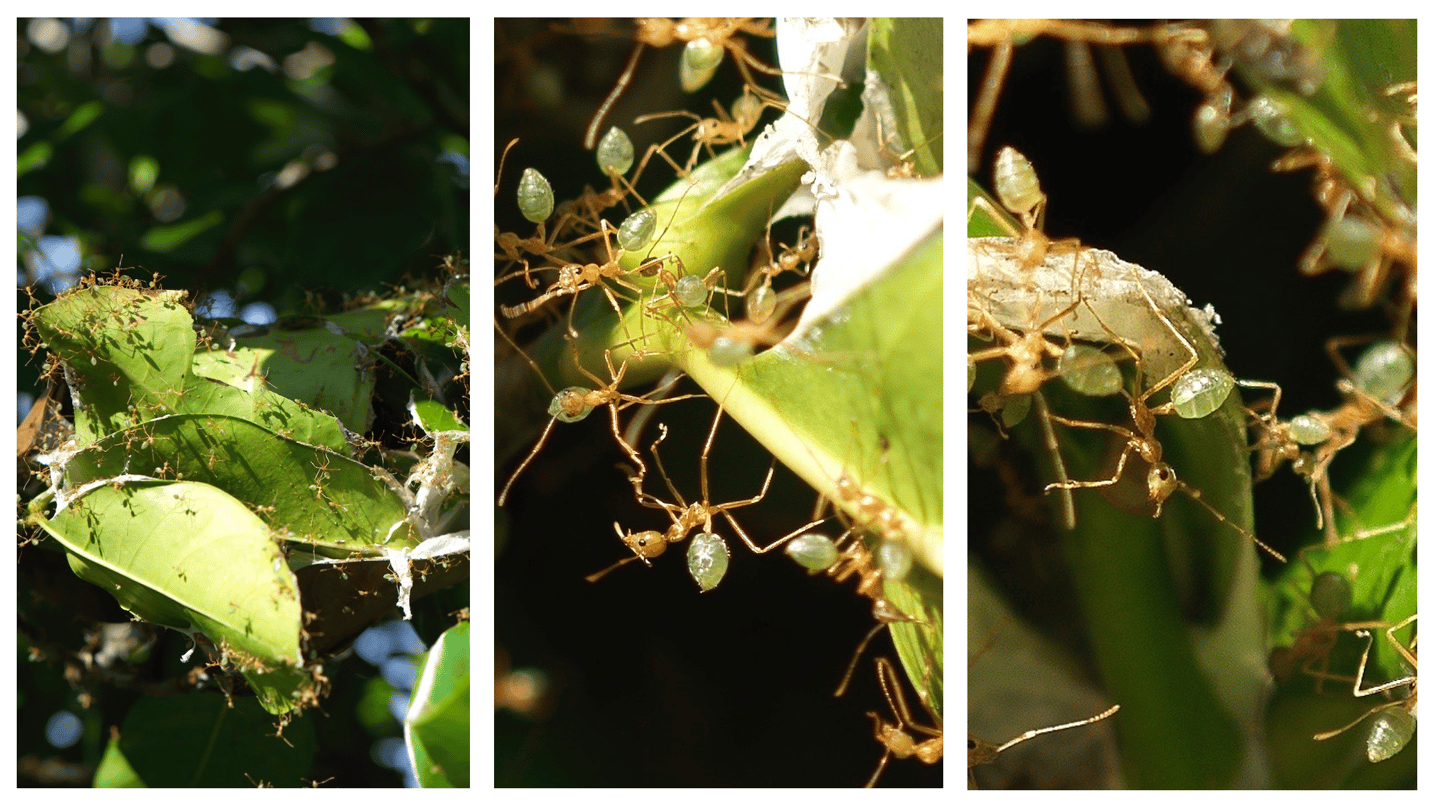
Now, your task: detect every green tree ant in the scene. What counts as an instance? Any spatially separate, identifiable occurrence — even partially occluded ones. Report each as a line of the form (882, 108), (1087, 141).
(585, 400), (822, 588)
(495, 327), (701, 507)
(865, 657), (942, 787)
(1041, 276), (1287, 562)
(632, 87), (766, 178)
(1312, 613), (1417, 763)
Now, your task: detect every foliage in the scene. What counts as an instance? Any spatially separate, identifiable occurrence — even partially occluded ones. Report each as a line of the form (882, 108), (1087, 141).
(968, 19), (1415, 789)
(17, 18), (469, 787)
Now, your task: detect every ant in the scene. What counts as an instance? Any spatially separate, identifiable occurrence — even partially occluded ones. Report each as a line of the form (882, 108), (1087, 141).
(742, 218), (818, 323)
(671, 217), (818, 366)
(585, 400), (820, 583)
(498, 184), (695, 351)
(493, 141), (578, 281)
(682, 282), (811, 366)
(1273, 147), (1417, 329)
(643, 259), (739, 321)
(1312, 613), (1417, 763)
(969, 145), (1092, 279)
(864, 657), (941, 787)
(967, 263), (1111, 530)
(496, 327), (701, 507)
(785, 524), (924, 697)
(632, 87), (766, 178)
(1247, 339), (1414, 541)
(497, 217), (665, 321)
(967, 288), (1095, 400)
(580, 18), (796, 151)
(1150, 23), (1243, 153)
(494, 143), (648, 294)
(1266, 521), (1415, 692)
(1041, 276), (1288, 562)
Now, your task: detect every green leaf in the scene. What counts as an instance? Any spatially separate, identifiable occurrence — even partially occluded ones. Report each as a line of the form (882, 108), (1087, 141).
(192, 320), (376, 434)
(411, 388), (468, 433)
(32, 479), (314, 713)
(867, 18), (943, 177)
(325, 299), (414, 344)
(31, 286), (196, 440)
(93, 693), (315, 787)
(654, 226), (944, 717)
(1268, 433), (1416, 676)
(671, 228), (943, 574)
(966, 177), (1013, 237)
(31, 284), (347, 451)
(18, 140), (53, 175)
(1264, 433), (1416, 787)
(55, 100), (104, 140)
(62, 414), (420, 553)
(407, 621), (470, 787)
(140, 209), (225, 251)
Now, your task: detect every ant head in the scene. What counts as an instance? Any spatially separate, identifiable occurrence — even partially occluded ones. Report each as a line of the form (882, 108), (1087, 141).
(625, 529), (668, 560)
(1146, 462), (1179, 505)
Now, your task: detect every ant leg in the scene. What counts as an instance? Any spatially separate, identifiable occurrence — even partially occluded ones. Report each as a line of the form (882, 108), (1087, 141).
(1043, 418), (1139, 492)
(723, 506), (823, 556)
(585, 41), (646, 151)
(498, 417), (557, 507)
(1031, 390), (1076, 529)
(969, 40), (1013, 173)
(834, 622), (887, 697)
(639, 423), (686, 508)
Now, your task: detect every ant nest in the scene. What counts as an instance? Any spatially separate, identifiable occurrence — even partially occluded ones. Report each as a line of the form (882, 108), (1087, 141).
(968, 240), (1224, 388)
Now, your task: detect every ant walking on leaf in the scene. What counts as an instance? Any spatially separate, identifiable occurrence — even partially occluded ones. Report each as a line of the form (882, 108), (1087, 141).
(864, 657), (941, 787)
(784, 524), (925, 698)
(632, 86), (767, 178)
(498, 175), (694, 357)
(673, 216), (819, 368)
(1246, 338), (1414, 543)
(1267, 517), (1415, 692)
(496, 217), (660, 320)
(494, 139), (656, 299)
(741, 216), (817, 325)
(1041, 276), (1287, 562)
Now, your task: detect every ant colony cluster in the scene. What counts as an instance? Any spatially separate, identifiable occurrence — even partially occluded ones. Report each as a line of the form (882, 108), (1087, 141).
(498, 19), (940, 786)
(969, 18), (1417, 787)
(969, 144), (1284, 562)
(496, 17), (835, 591)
